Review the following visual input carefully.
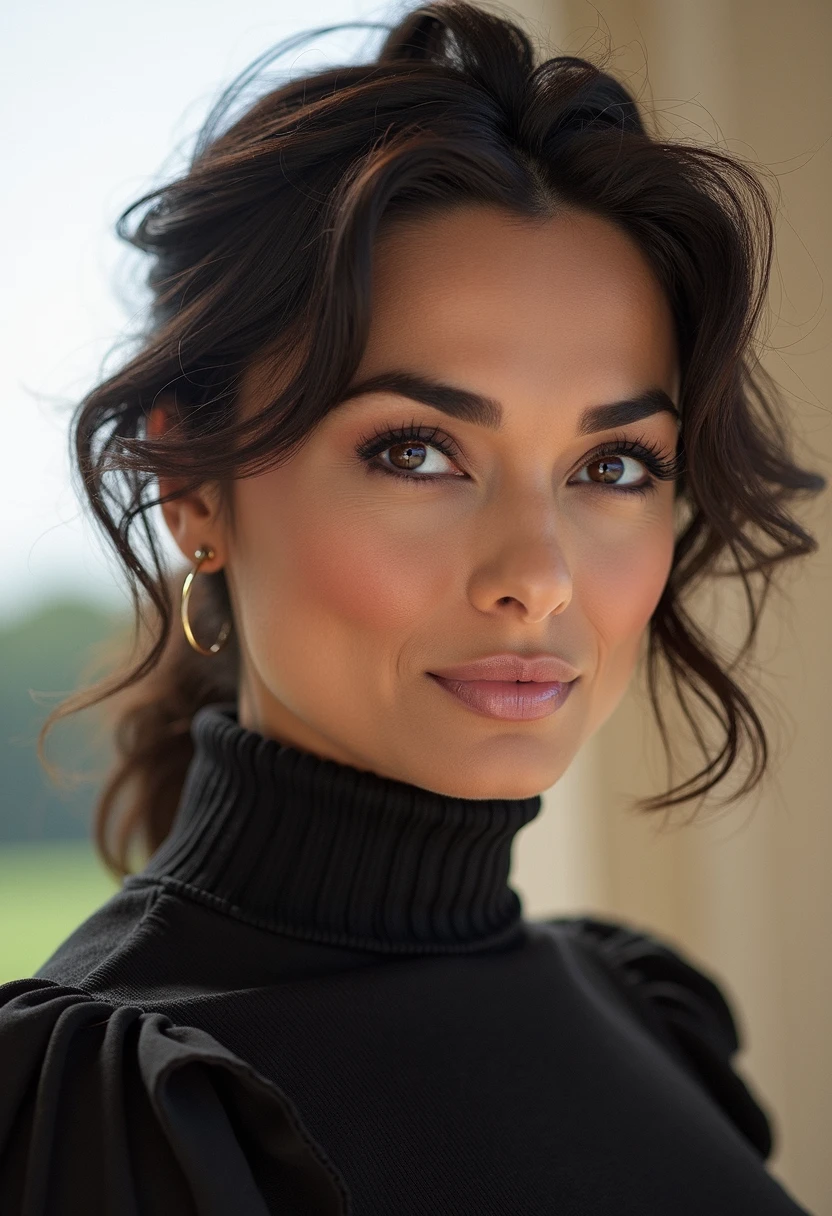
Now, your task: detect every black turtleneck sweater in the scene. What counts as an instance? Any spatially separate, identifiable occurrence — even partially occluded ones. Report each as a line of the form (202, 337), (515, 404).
(0, 703), (813, 1214)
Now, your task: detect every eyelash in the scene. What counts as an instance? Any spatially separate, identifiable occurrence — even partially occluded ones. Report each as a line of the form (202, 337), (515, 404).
(354, 419), (684, 498)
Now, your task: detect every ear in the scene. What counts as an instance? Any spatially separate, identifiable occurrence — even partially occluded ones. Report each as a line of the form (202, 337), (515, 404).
(146, 396), (225, 572)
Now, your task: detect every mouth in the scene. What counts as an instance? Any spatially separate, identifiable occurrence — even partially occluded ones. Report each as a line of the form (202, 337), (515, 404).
(427, 674), (577, 722)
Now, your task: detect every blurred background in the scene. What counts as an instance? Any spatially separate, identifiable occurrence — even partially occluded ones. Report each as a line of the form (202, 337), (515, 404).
(1, 0), (829, 1210)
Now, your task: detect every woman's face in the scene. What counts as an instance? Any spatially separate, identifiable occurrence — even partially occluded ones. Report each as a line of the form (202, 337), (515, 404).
(155, 204), (681, 799)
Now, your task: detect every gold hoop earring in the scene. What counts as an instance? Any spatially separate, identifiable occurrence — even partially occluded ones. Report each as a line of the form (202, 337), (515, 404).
(181, 547), (233, 656)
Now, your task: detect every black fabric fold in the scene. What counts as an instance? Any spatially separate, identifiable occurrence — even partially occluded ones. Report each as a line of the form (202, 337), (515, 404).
(547, 915), (776, 1160)
(0, 978), (348, 1216)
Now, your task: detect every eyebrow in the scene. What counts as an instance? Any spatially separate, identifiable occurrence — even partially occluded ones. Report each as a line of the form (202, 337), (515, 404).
(337, 370), (680, 434)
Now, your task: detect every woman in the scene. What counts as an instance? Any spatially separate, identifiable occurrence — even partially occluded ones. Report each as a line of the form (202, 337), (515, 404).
(0, 2), (824, 1212)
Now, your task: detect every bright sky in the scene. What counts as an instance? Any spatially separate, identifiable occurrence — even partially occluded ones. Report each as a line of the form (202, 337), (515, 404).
(0, 0), (400, 625)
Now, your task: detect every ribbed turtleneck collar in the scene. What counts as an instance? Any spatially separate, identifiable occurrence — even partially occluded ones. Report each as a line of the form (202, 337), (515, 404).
(138, 702), (542, 955)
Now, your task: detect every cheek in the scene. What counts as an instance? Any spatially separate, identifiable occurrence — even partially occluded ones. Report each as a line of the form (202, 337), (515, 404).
(578, 512), (674, 657)
(290, 513), (436, 632)
(571, 511), (674, 737)
(234, 470), (450, 640)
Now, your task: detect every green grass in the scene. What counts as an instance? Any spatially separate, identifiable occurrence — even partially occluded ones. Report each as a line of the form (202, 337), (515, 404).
(0, 840), (121, 983)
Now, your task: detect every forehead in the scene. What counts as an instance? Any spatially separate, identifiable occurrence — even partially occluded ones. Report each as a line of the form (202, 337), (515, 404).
(362, 204), (679, 404)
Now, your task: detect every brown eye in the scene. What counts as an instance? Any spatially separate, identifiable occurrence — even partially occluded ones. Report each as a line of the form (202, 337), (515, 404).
(356, 423), (465, 482)
(389, 442), (428, 471)
(588, 456), (626, 484)
(570, 447), (659, 496)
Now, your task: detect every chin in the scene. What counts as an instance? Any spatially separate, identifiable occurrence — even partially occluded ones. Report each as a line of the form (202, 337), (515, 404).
(414, 751), (563, 802)
(459, 777), (548, 801)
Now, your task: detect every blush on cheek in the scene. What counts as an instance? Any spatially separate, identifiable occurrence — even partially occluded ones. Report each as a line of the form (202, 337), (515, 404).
(235, 457), (444, 631)
(283, 504), (448, 633)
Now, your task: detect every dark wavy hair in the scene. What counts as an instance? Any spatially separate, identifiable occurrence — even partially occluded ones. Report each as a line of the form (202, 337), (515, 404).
(38, 0), (827, 880)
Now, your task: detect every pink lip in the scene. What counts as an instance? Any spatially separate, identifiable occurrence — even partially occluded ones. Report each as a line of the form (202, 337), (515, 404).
(428, 651), (580, 684)
(428, 675), (577, 721)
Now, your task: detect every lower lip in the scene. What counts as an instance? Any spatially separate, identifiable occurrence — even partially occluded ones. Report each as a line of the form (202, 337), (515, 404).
(428, 675), (577, 721)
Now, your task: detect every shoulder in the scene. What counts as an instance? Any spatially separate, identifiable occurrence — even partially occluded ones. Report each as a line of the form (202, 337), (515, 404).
(0, 975), (348, 1214)
(538, 914), (774, 1160)
(32, 881), (164, 987)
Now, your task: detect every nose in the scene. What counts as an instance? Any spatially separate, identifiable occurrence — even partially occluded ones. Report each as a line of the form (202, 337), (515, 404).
(467, 499), (573, 623)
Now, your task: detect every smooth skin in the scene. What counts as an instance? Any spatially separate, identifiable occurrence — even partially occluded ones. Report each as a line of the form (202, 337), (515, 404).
(148, 204), (681, 800)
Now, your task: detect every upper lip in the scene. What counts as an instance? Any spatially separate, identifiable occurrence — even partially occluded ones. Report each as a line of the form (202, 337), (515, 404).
(428, 652), (580, 683)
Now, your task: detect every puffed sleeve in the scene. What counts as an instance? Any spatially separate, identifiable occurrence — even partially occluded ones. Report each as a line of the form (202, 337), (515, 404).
(547, 915), (775, 1160)
(0, 977), (349, 1215)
